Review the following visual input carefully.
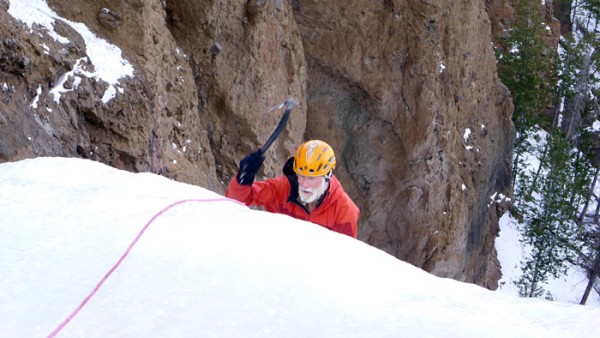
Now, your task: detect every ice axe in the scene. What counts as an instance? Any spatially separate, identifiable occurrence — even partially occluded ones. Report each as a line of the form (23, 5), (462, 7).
(236, 99), (297, 185)
(259, 98), (297, 154)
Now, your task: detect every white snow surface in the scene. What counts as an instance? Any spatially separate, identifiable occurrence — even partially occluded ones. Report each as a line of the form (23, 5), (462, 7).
(1, 157), (599, 338)
(496, 212), (600, 307)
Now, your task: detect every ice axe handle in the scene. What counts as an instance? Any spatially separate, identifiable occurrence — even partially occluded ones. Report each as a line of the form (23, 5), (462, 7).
(259, 99), (296, 154)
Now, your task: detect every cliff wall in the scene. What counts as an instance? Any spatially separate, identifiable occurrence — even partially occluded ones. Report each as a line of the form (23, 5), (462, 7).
(0, 0), (526, 288)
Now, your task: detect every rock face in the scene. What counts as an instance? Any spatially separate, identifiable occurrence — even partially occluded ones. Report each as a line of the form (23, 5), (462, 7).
(0, 0), (517, 288)
(294, 0), (514, 287)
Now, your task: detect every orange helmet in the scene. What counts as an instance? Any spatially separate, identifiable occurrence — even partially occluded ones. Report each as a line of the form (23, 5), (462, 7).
(293, 140), (336, 177)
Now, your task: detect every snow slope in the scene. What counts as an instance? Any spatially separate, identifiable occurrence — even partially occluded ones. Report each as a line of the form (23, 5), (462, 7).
(1, 157), (598, 338)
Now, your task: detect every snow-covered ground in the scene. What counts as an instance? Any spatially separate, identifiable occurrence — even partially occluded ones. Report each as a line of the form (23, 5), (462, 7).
(496, 212), (600, 306)
(494, 129), (600, 307)
(1, 157), (599, 338)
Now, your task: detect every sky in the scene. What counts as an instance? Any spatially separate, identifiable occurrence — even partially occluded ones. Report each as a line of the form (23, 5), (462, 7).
(1, 157), (600, 338)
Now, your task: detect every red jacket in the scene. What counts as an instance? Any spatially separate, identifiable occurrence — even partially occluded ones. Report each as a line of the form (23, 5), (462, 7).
(226, 158), (359, 238)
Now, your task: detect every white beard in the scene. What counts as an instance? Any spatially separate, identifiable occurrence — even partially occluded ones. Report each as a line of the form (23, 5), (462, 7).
(298, 177), (329, 204)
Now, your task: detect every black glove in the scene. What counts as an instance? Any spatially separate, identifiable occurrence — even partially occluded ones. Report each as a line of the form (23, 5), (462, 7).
(236, 150), (265, 185)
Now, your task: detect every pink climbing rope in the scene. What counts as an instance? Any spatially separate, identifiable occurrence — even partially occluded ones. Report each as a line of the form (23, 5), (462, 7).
(47, 197), (243, 338)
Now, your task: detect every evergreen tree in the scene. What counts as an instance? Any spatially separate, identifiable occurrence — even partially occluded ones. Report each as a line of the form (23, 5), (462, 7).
(515, 130), (584, 298)
(496, 0), (554, 197)
(497, 0), (598, 299)
(576, 217), (600, 304)
(565, 0), (600, 303)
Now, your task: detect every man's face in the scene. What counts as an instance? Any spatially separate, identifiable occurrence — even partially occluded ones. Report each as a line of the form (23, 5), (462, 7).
(297, 174), (328, 204)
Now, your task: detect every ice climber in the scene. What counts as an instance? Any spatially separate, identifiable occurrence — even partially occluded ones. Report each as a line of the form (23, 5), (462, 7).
(226, 140), (360, 238)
